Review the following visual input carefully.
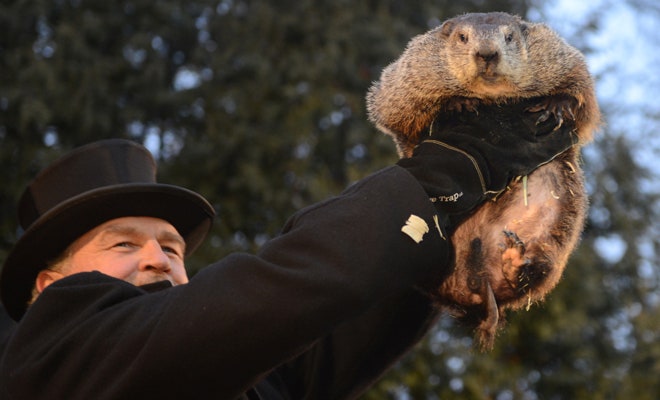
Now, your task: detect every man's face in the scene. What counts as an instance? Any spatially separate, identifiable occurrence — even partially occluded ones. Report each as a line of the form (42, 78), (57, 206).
(37, 216), (188, 291)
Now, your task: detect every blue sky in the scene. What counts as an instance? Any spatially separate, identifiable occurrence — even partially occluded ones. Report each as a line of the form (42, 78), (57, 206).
(539, 0), (659, 146)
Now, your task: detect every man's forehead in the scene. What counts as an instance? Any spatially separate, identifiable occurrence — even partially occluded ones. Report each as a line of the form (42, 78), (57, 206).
(95, 217), (184, 241)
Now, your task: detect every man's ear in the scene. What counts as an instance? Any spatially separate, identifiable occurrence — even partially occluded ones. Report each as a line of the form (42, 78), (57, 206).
(35, 269), (66, 294)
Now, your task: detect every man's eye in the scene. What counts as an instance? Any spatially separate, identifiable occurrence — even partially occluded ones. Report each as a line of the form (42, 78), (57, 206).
(114, 242), (133, 249)
(163, 246), (182, 257)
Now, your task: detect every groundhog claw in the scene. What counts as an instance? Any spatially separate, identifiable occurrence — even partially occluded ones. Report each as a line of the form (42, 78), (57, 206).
(533, 109), (549, 123)
(446, 97), (480, 114)
(532, 108), (565, 131)
(528, 96), (578, 131)
(503, 230), (525, 254)
(551, 114), (565, 132)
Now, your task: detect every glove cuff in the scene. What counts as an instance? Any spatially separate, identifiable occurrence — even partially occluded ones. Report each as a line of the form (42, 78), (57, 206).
(397, 140), (493, 219)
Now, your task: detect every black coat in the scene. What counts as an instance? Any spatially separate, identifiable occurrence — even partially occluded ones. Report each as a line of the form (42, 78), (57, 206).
(0, 166), (452, 399)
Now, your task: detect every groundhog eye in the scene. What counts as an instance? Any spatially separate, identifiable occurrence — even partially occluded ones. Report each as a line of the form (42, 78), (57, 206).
(505, 33), (514, 43)
(459, 33), (468, 43)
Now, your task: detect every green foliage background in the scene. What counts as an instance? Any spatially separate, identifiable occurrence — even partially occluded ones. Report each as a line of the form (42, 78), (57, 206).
(1, 0), (658, 398)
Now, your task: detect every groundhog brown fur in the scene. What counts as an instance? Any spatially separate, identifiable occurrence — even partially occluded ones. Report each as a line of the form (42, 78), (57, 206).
(367, 12), (602, 350)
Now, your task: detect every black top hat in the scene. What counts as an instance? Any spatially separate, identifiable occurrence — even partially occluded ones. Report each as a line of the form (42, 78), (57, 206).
(1, 139), (216, 321)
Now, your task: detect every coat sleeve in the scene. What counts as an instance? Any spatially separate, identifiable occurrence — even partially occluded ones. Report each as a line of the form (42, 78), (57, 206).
(268, 286), (441, 399)
(1, 166), (452, 400)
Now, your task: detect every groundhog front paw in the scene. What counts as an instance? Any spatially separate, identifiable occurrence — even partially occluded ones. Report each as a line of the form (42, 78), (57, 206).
(526, 95), (578, 131)
(445, 96), (480, 113)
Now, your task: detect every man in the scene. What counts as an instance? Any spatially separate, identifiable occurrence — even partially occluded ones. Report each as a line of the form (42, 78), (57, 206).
(0, 102), (576, 399)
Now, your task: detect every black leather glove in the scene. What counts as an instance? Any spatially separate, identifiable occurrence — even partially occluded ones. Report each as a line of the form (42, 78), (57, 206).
(397, 99), (578, 226)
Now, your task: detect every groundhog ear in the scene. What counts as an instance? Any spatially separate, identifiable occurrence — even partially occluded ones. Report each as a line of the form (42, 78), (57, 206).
(519, 22), (530, 37)
(440, 20), (455, 37)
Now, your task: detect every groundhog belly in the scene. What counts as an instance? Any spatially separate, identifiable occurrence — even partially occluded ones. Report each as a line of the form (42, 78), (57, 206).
(437, 148), (587, 313)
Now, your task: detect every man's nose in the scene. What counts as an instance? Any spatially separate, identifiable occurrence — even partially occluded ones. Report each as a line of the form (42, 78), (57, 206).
(138, 241), (171, 273)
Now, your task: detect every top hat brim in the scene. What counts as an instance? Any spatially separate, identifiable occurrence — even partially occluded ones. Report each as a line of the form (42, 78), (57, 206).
(1, 183), (215, 321)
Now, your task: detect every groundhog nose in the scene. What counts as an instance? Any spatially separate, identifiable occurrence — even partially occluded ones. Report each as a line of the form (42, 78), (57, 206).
(476, 50), (499, 63)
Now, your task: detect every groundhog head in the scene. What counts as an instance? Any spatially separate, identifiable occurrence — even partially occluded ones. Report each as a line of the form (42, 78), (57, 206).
(439, 12), (531, 99)
(366, 11), (600, 158)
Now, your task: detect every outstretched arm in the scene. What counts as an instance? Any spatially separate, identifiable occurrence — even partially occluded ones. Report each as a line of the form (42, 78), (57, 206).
(2, 166), (448, 400)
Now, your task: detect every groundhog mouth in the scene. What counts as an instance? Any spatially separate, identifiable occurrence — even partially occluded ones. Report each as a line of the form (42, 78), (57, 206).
(469, 74), (517, 97)
(476, 72), (505, 83)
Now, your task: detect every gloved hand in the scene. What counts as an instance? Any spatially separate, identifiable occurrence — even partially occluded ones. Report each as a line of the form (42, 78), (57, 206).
(397, 98), (578, 228)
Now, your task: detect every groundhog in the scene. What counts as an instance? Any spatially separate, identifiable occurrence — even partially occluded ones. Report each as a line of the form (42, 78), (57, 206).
(367, 12), (602, 350)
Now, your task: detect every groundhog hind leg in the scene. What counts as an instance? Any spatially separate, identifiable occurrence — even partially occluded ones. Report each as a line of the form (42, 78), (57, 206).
(491, 156), (587, 310)
(500, 230), (553, 298)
